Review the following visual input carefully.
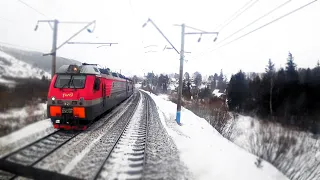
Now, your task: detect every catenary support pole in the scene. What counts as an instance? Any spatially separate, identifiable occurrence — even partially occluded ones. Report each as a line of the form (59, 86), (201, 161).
(176, 24), (185, 125)
(51, 19), (58, 78)
(142, 18), (219, 125)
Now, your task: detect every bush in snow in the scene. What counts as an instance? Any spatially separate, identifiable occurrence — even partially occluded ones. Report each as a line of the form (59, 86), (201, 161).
(247, 120), (320, 180)
(255, 157), (263, 168)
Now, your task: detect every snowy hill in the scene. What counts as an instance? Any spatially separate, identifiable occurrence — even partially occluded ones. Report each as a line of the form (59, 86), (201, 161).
(0, 51), (51, 81)
(0, 46), (80, 74)
(146, 90), (288, 180)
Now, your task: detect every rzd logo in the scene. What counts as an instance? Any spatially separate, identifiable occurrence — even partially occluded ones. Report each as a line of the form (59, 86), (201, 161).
(63, 92), (73, 98)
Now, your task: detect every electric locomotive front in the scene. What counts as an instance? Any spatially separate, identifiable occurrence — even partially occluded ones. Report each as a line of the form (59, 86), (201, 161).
(47, 64), (103, 130)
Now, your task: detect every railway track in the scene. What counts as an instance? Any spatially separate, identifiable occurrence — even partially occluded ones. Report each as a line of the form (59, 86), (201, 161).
(93, 91), (150, 180)
(67, 92), (141, 179)
(4, 130), (79, 166)
(0, 130), (81, 180)
(0, 93), (138, 180)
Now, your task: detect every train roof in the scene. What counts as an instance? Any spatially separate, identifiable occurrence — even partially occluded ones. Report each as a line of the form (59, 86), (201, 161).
(56, 64), (132, 81)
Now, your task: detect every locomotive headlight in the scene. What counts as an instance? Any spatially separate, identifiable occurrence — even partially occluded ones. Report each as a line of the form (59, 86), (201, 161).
(51, 96), (56, 101)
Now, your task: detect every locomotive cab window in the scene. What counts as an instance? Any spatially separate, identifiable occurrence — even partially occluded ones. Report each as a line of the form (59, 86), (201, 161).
(54, 75), (86, 89)
(93, 78), (101, 90)
(93, 68), (99, 72)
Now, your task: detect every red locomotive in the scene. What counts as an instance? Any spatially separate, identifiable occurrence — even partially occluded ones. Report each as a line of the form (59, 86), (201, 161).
(47, 63), (133, 130)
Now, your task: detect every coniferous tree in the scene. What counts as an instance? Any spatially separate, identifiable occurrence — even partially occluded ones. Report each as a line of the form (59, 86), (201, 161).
(273, 68), (286, 117)
(193, 72), (202, 87)
(217, 69), (224, 90)
(213, 73), (218, 89)
(222, 75), (228, 91)
(265, 59), (275, 116)
(152, 75), (158, 87)
(227, 70), (248, 112)
(199, 87), (211, 99)
(249, 75), (262, 110)
(174, 73), (179, 79)
(266, 59), (275, 75)
(182, 79), (191, 100)
(286, 52), (298, 83)
(285, 52), (300, 120)
(147, 72), (154, 84)
(132, 75), (139, 84)
(158, 74), (169, 93)
(207, 75), (215, 90)
(184, 72), (190, 81)
(41, 75), (46, 81)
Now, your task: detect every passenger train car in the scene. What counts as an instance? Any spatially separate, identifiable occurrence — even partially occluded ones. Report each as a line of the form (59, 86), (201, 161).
(47, 63), (134, 130)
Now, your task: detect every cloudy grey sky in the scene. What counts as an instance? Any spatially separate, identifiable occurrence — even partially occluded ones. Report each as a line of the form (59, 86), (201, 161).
(1, 0), (319, 78)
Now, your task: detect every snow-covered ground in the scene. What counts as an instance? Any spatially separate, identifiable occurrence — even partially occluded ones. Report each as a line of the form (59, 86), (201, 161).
(157, 94), (169, 101)
(0, 103), (47, 137)
(144, 90), (288, 180)
(169, 83), (177, 91)
(134, 83), (141, 88)
(0, 118), (54, 149)
(0, 50), (50, 81)
(212, 89), (224, 97)
(199, 84), (206, 89)
(0, 103), (46, 119)
(229, 115), (320, 180)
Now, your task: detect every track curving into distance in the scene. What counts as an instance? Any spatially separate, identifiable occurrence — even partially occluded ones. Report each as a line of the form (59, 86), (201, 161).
(67, 92), (141, 180)
(94, 91), (150, 180)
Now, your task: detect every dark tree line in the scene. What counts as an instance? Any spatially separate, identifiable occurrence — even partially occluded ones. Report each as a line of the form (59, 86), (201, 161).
(143, 69), (227, 100)
(144, 72), (169, 93)
(181, 70), (227, 101)
(207, 70), (227, 91)
(227, 52), (320, 131)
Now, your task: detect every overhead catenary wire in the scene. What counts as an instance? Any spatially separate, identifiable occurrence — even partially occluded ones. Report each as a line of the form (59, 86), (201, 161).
(196, 0), (318, 57)
(214, 0), (254, 30)
(217, 0), (292, 46)
(185, 25), (208, 33)
(216, 0), (260, 32)
(0, 17), (15, 23)
(17, 0), (49, 18)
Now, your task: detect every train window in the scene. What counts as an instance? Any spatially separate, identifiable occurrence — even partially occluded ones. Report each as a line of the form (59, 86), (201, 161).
(93, 68), (99, 73)
(93, 78), (100, 90)
(54, 75), (86, 89)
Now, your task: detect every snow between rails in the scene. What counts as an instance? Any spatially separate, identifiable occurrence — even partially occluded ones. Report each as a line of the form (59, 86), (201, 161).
(142, 90), (288, 180)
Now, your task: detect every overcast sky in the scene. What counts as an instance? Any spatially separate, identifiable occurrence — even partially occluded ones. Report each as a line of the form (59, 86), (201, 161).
(1, 0), (319, 78)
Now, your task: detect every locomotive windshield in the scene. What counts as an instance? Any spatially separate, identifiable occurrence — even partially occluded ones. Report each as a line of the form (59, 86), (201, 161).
(54, 75), (86, 89)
